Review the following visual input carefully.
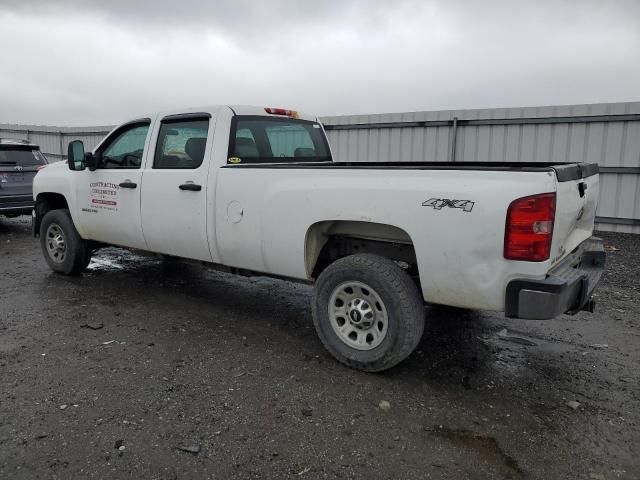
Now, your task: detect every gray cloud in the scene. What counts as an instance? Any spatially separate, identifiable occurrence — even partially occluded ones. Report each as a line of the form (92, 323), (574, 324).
(0, 0), (638, 125)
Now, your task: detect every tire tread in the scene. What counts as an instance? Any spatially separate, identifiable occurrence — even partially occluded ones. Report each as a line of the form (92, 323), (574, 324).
(39, 209), (89, 275)
(313, 253), (424, 372)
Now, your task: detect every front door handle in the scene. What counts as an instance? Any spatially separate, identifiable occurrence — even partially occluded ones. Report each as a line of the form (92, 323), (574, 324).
(179, 183), (202, 191)
(119, 181), (137, 189)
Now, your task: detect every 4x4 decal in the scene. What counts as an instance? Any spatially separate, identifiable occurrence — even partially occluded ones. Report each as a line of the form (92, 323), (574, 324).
(422, 198), (475, 212)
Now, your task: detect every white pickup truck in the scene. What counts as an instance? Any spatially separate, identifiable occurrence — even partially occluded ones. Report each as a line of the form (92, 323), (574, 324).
(32, 105), (605, 371)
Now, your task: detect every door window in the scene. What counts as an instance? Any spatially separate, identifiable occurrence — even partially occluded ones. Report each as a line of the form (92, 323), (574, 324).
(153, 119), (209, 169)
(98, 123), (149, 169)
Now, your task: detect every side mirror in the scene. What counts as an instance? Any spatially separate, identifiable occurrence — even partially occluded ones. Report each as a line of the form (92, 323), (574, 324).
(67, 140), (86, 171)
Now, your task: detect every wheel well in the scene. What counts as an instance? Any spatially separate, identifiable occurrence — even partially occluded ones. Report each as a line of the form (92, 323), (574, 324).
(306, 221), (419, 281)
(34, 193), (69, 236)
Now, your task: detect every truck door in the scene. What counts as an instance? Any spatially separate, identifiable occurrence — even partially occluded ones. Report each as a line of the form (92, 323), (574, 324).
(74, 120), (150, 249)
(140, 113), (213, 262)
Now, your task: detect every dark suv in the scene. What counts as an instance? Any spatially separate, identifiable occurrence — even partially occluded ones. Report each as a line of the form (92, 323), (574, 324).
(0, 139), (49, 216)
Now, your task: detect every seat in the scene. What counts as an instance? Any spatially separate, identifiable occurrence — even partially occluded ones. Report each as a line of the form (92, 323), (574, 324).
(235, 137), (260, 158)
(157, 155), (181, 168)
(294, 147), (315, 157)
(185, 137), (206, 166)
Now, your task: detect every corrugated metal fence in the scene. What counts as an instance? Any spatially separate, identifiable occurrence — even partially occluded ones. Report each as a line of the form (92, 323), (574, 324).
(0, 124), (110, 163)
(324, 102), (640, 234)
(2, 101), (639, 233)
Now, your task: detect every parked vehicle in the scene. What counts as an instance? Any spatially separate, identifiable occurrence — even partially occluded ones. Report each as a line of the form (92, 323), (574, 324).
(31, 105), (605, 371)
(0, 139), (48, 216)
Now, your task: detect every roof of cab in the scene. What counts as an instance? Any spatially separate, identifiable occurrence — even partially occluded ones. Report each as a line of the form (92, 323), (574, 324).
(94, 105), (321, 154)
(147, 105), (318, 123)
(228, 105), (318, 122)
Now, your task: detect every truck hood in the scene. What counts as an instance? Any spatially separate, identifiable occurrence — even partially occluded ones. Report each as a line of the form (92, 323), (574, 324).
(38, 160), (67, 173)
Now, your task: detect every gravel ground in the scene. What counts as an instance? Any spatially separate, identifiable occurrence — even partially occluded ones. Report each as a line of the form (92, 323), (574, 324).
(0, 216), (638, 480)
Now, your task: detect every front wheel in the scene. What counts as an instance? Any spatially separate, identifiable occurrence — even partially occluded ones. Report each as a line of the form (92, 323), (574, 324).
(40, 209), (90, 275)
(312, 254), (425, 372)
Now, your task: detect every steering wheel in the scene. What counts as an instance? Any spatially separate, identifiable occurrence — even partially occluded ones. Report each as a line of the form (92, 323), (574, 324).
(102, 149), (143, 168)
(123, 149), (143, 167)
(102, 155), (123, 167)
(122, 154), (140, 167)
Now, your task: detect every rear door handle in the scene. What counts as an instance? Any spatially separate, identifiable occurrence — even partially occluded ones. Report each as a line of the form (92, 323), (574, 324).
(119, 181), (137, 189)
(179, 183), (202, 191)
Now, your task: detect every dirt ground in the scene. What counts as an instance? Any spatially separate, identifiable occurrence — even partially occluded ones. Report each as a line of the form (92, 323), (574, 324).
(0, 215), (638, 480)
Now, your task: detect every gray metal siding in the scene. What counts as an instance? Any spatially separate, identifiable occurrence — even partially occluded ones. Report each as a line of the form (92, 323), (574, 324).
(323, 102), (640, 234)
(2, 101), (639, 233)
(0, 124), (112, 162)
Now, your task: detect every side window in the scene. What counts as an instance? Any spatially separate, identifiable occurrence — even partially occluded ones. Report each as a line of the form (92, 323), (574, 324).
(99, 123), (149, 169)
(153, 119), (209, 169)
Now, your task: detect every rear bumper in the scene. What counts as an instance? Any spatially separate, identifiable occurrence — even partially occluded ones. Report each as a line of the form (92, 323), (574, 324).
(505, 237), (606, 320)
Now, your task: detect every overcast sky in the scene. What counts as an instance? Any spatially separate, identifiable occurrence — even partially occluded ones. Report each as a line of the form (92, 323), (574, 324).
(0, 0), (638, 126)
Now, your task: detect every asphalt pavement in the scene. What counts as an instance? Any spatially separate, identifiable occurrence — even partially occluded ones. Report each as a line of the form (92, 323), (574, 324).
(1, 215), (638, 479)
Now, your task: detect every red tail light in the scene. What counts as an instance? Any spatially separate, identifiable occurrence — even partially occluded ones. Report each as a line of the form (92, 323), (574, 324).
(504, 192), (556, 261)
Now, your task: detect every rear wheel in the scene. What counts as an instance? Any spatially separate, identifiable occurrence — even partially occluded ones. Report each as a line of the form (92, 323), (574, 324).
(40, 209), (89, 275)
(313, 253), (425, 372)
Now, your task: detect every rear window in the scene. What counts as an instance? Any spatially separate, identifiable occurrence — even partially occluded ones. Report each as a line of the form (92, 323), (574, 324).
(0, 148), (47, 166)
(228, 116), (331, 164)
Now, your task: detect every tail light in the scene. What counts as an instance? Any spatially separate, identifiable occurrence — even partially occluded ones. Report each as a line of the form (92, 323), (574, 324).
(37, 165), (47, 171)
(504, 192), (556, 261)
(264, 107), (298, 118)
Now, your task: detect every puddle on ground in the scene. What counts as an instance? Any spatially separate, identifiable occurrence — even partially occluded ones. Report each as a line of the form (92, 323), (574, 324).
(86, 248), (159, 272)
(426, 427), (525, 478)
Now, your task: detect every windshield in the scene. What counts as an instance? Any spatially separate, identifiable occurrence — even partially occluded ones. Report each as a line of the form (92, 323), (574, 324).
(228, 116), (331, 164)
(0, 148), (47, 166)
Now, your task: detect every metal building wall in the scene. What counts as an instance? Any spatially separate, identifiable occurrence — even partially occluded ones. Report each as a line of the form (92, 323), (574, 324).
(323, 102), (640, 234)
(0, 124), (112, 163)
(2, 101), (639, 233)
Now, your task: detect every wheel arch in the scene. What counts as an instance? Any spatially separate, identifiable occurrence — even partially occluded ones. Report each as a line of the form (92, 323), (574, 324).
(34, 192), (70, 237)
(304, 220), (419, 281)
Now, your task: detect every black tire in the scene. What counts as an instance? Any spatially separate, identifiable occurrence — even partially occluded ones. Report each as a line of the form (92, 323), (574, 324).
(81, 248), (94, 271)
(39, 209), (89, 275)
(312, 253), (425, 372)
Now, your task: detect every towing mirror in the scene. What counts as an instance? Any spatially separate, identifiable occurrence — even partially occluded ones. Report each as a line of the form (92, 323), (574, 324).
(67, 140), (85, 170)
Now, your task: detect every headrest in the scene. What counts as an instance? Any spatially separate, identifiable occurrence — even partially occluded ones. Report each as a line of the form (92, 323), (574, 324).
(294, 147), (315, 157)
(235, 137), (259, 157)
(185, 137), (206, 164)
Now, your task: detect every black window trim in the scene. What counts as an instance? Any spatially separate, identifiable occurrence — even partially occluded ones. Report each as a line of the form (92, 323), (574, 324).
(152, 116), (211, 170)
(227, 115), (332, 165)
(161, 112), (212, 122)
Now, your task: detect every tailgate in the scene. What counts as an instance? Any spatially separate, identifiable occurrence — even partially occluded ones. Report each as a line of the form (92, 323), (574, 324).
(0, 165), (39, 201)
(550, 164), (599, 266)
(0, 147), (46, 203)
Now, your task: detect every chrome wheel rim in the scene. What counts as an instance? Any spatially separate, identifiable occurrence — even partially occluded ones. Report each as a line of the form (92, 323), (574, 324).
(45, 223), (66, 264)
(328, 281), (389, 350)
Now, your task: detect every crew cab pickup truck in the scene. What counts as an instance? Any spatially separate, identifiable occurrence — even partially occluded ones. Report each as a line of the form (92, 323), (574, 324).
(32, 105), (605, 371)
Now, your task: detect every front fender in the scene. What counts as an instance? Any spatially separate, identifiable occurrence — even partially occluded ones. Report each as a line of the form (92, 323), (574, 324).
(33, 162), (81, 236)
